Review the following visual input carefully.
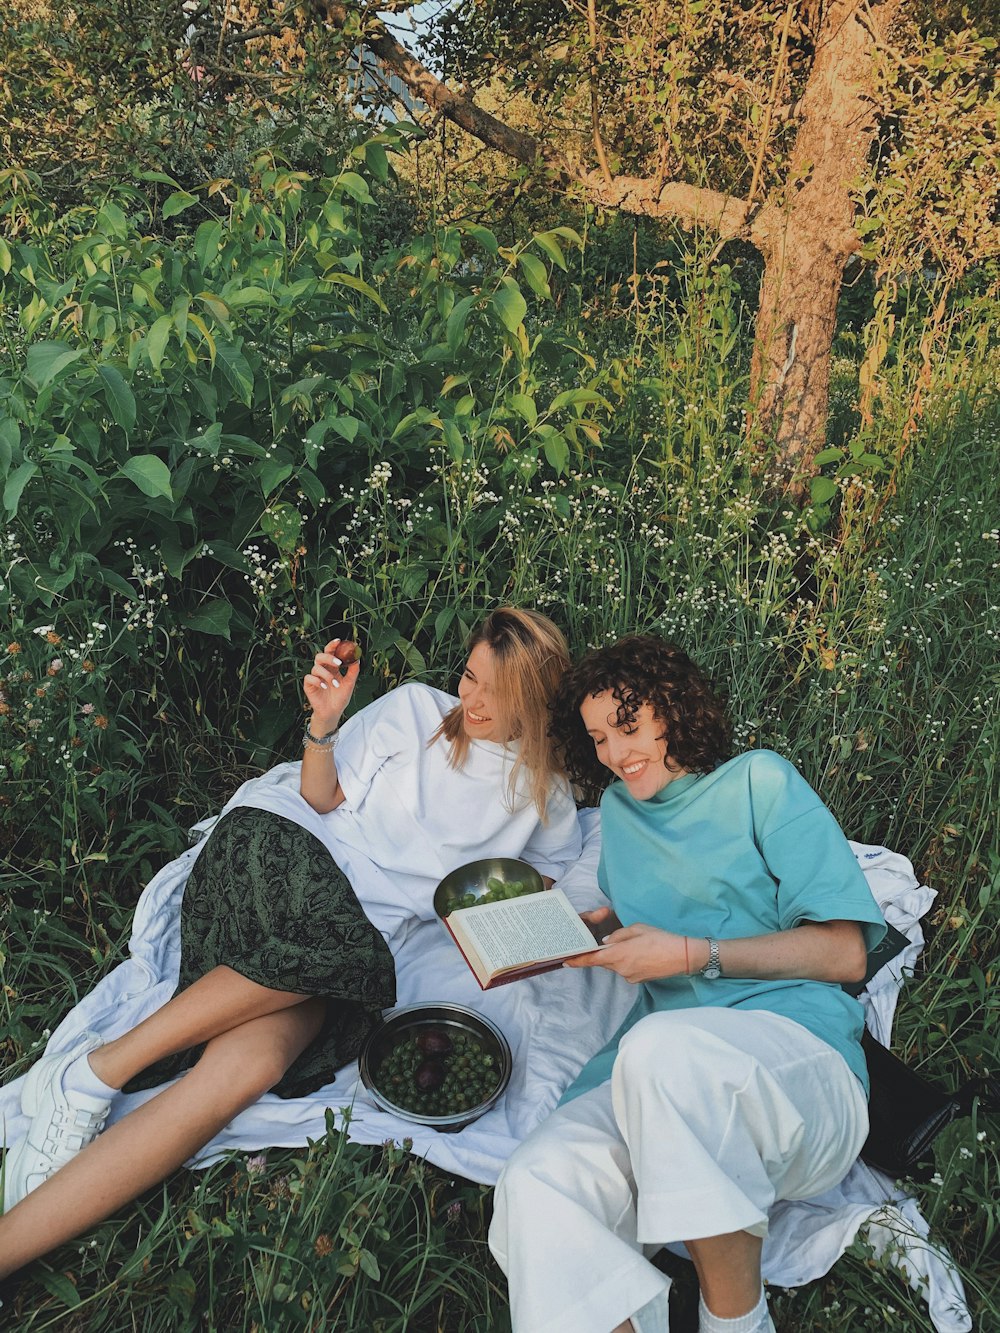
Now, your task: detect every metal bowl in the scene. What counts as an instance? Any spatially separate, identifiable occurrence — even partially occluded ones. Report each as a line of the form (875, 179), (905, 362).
(433, 856), (545, 920)
(358, 1002), (512, 1133)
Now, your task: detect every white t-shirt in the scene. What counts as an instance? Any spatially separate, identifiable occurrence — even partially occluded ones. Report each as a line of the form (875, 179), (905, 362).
(221, 682), (581, 950)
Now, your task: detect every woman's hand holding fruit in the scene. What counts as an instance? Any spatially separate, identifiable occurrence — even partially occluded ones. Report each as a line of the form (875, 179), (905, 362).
(303, 638), (361, 734)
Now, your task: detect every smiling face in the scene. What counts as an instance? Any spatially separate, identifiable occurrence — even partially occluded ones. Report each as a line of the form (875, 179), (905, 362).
(457, 642), (513, 744)
(579, 689), (687, 799)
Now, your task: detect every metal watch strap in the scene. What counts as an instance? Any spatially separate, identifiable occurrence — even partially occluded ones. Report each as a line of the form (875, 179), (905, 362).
(701, 937), (722, 979)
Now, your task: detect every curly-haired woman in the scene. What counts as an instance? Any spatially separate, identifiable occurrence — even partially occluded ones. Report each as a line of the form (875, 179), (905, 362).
(489, 634), (886, 1333)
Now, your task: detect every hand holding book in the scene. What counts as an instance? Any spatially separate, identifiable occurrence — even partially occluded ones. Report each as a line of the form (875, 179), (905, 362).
(437, 860), (602, 989)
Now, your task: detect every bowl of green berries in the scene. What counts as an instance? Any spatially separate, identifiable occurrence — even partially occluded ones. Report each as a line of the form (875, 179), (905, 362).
(358, 1003), (513, 1132)
(432, 857), (544, 920)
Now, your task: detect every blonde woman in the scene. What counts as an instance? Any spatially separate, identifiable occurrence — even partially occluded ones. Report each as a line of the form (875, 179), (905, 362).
(1, 608), (581, 1277)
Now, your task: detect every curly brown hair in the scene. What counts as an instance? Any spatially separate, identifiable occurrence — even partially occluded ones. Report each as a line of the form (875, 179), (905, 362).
(550, 635), (732, 799)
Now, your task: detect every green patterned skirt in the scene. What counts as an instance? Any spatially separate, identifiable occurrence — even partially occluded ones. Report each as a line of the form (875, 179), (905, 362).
(130, 807), (396, 1099)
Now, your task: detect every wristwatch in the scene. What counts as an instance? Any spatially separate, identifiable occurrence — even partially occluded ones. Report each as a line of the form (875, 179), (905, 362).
(700, 938), (722, 980)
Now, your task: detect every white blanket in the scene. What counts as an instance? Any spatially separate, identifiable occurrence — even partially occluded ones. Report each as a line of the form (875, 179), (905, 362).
(0, 792), (970, 1332)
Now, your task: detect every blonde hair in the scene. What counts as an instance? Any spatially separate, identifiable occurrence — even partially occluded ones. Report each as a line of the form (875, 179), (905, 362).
(431, 608), (571, 819)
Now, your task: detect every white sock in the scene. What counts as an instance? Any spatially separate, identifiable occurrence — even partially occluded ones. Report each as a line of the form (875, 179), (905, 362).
(63, 1052), (118, 1100)
(698, 1289), (770, 1333)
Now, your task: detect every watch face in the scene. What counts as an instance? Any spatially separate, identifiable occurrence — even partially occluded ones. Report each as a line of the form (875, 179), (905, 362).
(702, 964), (721, 980)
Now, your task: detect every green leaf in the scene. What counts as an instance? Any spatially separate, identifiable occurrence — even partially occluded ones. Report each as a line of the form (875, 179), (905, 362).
(336, 576), (378, 613)
(394, 637), (426, 678)
(280, 375), (327, 405)
(3, 461), (37, 516)
(0, 236), (11, 275)
(160, 534), (198, 578)
(0, 417), (20, 471)
(330, 416), (360, 443)
(509, 393), (537, 427)
(200, 540), (246, 571)
(542, 432), (569, 474)
(518, 253), (551, 298)
(338, 171), (374, 204)
(162, 191), (198, 219)
(492, 277), (528, 333)
(226, 285), (276, 308)
(813, 447), (845, 467)
(261, 501), (302, 551)
(549, 388), (607, 412)
(810, 476), (838, 505)
(99, 566), (140, 599)
(194, 220), (224, 272)
(121, 454), (173, 500)
(532, 231), (567, 270)
(443, 418), (464, 461)
(146, 315), (173, 372)
(463, 223), (499, 256)
(26, 341), (83, 390)
(364, 142), (389, 183)
(446, 294), (477, 352)
(215, 342), (255, 406)
(97, 365), (137, 432)
(391, 408), (441, 442)
(259, 461), (294, 496)
(136, 169), (181, 185)
(98, 201), (128, 238)
(182, 600), (233, 640)
(321, 272), (388, 312)
(164, 1269), (197, 1314)
(297, 469), (326, 509)
(552, 225), (584, 247)
(34, 1270), (82, 1309)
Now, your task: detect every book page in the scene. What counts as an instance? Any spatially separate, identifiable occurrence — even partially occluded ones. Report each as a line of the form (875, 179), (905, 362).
(453, 889), (598, 973)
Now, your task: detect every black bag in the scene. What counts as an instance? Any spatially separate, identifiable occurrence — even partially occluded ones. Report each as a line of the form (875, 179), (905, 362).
(860, 1029), (1000, 1179)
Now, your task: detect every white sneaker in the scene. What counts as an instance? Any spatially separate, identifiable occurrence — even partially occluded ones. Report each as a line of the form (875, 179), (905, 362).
(2, 1032), (111, 1211)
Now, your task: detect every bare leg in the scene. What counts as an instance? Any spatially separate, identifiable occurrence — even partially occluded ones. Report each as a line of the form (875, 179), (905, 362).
(88, 965), (314, 1089)
(686, 1230), (764, 1317)
(0, 998), (325, 1279)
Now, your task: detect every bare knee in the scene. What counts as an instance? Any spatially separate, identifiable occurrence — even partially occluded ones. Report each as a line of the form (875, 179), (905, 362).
(195, 1000), (323, 1099)
(195, 1035), (289, 1098)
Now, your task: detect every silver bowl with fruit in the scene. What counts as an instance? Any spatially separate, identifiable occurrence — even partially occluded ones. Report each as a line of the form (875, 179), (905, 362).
(358, 1002), (513, 1133)
(432, 857), (544, 920)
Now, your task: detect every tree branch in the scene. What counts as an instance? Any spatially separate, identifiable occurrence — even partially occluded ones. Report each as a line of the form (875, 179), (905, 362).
(321, 2), (539, 163)
(318, 2), (753, 237)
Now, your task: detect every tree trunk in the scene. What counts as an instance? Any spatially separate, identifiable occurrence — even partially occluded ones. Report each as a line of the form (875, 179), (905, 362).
(749, 220), (856, 493)
(747, 0), (902, 492)
(320, 0), (902, 492)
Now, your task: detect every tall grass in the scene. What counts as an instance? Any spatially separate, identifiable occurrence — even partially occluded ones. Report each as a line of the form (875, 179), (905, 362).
(1, 173), (998, 1327)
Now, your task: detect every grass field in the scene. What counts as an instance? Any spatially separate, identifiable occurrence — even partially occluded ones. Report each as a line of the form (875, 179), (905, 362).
(1, 181), (998, 1328)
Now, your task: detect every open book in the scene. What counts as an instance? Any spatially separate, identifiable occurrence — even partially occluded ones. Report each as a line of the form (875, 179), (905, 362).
(443, 887), (602, 989)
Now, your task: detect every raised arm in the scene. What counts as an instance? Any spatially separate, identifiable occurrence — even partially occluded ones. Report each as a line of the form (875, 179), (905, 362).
(565, 919), (868, 985)
(300, 639), (361, 814)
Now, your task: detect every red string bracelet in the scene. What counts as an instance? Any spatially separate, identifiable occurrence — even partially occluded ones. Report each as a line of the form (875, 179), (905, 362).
(683, 937), (690, 975)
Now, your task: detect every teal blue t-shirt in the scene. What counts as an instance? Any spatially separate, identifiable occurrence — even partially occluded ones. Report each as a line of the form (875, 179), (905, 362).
(562, 750), (886, 1101)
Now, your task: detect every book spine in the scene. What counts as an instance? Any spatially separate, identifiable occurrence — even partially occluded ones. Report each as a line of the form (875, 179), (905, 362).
(484, 958), (567, 989)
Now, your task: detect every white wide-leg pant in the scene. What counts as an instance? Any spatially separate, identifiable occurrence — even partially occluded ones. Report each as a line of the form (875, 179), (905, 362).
(489, 1008), (869, 1333)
